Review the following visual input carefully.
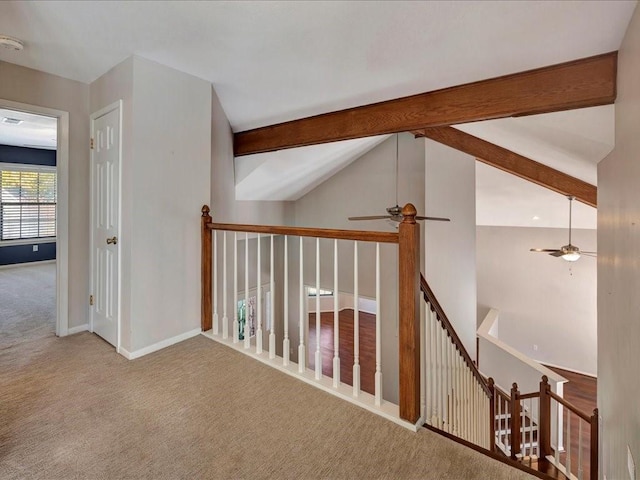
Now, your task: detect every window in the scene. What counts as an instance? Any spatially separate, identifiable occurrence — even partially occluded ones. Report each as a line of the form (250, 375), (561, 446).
(308, 287), (333, 297)
(0, 164), (56, 241)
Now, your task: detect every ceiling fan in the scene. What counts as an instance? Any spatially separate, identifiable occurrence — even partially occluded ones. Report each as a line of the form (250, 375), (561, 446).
(348, 134), (450, 224)
(530, 195), (596, 261)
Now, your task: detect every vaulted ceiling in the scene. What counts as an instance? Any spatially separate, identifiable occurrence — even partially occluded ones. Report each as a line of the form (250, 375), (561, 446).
(0, 0), (636, 228)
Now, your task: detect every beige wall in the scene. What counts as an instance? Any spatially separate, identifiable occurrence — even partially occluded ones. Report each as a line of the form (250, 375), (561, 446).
(424, 140), (477, 358)
(598, 3), (640, 479)
(90, 56), (211, 353)
(477, 225), (597, 376)
(210, 87), (292, 225)
(0, 61), (90, 330)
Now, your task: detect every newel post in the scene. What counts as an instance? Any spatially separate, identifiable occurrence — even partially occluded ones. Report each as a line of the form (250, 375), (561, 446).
(201, 205), (213, 332)
(539, 375), (552, 460)
(488, 378), (496, 452)
(590, 408), (599, 480)
(398, 203), (420, 424)
(510, 382), (522, 460)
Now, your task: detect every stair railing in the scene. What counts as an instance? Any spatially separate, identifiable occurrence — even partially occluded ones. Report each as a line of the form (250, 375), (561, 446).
(421, 274), (493, 449)
(201, 204), (423, 425)
(511, 376), (598, 480)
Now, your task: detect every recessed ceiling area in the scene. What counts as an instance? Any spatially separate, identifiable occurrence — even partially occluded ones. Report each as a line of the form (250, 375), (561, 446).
(0, 108), (57, 149)
(235, 135), (388, 201)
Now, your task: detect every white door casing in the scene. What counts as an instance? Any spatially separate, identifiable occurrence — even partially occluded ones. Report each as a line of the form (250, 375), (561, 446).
(90, 101), (121, 348)
(0, 98), (69, 337)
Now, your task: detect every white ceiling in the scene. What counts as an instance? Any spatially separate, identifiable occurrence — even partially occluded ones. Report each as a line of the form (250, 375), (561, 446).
(0, 108), (57, 149)
(0, 1), (635, 132)
(0, 1), (633, 228)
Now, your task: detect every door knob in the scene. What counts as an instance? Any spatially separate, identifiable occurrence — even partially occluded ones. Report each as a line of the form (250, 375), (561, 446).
(106, 236), (118, 245)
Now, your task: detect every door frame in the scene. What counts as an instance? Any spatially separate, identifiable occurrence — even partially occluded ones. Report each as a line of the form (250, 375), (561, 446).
(0, 98), (70, 337)
(89, 100), (123, 352)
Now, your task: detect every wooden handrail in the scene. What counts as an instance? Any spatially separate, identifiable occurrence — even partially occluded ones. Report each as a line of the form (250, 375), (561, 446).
(208, 222), (399, 244)
(548, 390), (591, 422)
(518, 392), (539, 401)
(420, 274), (491, 397)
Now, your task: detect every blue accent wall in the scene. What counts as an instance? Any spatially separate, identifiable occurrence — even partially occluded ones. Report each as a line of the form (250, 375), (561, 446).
(1, 144), (57, 265)
(0, 144), (56, 166)
(0, 242), (56, 266)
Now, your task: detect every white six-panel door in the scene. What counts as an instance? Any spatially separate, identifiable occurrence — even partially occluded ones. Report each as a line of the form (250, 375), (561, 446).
(90, 103), (121, 347)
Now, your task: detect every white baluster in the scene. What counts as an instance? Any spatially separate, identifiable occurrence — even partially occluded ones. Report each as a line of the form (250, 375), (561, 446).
(420, 295), (425, 421)
(566, 410), (572, 475)
(314, 238), (322, 380)
(332, 239), (340, 387)
(222, 232), (228, 339)
(233, 232), (239, 343)
(244, 233), (250, 349)
(430, 309), (437, 426)
(456, 354), (463, 437)
(352, 241), (360, 397)
(256, 234), (263, 354)
(375, 242), (382, 406)
(529, 398), (534, 457)
(213, 230), (218, 335)
(498, 390), (502, 450)
(425, 306), (432, 423)
(269, 235), (276, 359)
(521, 397), (526, 456)
(435, 319), (442, 427)
(298, 237), (306, 373)
(283, 236), (290, 366)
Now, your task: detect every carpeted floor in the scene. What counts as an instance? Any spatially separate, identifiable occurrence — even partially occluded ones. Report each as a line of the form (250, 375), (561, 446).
(0, 262), (56, 350)
(0, 330), (536, 479)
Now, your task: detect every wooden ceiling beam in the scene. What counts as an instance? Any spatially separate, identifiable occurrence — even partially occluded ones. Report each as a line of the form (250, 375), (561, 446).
(234, 52), (617, 157)
(414, 126), (597, 208)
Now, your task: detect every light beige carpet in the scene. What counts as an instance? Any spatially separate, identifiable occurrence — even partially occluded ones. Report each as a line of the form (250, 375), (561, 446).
(0, 332), (536, 479)
(0, 262), (56, 350)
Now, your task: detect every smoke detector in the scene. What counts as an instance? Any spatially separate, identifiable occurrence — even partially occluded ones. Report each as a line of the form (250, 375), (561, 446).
(0, 35), (24, 51)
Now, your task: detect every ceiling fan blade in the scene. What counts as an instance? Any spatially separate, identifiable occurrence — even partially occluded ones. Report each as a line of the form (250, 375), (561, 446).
(415, 216), (451, 222)
(348, 215), (392, 221)
(549, 251), (565, 257)
(530, 248), (560, 253)
(581, 252), (598, 257)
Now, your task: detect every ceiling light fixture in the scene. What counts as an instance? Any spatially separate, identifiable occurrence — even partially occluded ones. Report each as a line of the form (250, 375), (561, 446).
(0, 35), (24, 51)
(2, 117), (24, 125)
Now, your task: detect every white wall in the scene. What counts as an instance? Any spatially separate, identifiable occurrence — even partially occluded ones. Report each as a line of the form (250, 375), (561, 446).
(129, 58), (211, 351)
(293, 133), (426, 403)
(1, 61), (90, 330)
(598, 4), (640, 479)
(90, 56), (211, 353)
(477, 225), (597, 375)
(424, 140), (477, 358)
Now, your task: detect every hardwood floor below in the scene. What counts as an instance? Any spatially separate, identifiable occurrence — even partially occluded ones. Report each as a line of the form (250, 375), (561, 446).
(308, 309), (376, 395)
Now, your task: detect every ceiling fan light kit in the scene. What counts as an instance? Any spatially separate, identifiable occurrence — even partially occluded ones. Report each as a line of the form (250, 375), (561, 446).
(530, 195), (596, 261)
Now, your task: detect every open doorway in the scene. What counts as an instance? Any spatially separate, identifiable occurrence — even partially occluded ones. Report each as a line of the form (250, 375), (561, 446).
(0, 100), (69, 346)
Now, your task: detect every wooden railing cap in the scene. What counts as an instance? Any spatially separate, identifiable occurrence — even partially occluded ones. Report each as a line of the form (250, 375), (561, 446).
(202, 205), (211, 217)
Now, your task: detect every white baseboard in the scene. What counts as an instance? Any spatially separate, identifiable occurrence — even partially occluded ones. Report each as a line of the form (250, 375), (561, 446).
(67, 323), (89, 335)
(543, 361), (597, 378)
(118, 328), (201, 360)
(0, 259), (56, 270)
